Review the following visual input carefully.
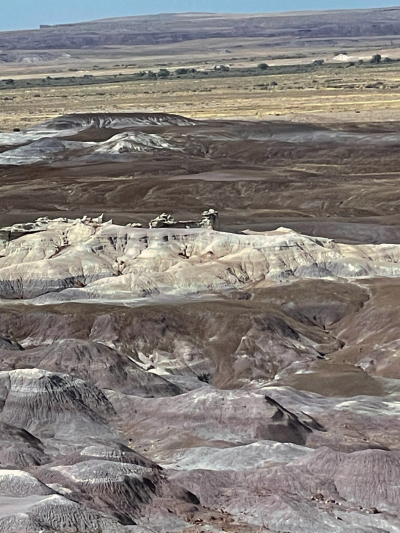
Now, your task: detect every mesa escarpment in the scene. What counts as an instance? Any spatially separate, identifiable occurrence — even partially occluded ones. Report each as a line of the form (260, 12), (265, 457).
(1, 111), (400, 533)
(1, 9), (400, 50)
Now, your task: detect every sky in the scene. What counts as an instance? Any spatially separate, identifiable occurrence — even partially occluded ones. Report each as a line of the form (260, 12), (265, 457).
(1, 0), (399, 31)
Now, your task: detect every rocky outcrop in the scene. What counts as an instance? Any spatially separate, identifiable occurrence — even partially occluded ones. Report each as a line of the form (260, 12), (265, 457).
(149, 209), (219, 230)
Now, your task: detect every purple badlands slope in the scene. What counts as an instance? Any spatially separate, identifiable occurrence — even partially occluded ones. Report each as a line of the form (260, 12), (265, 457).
(0, 113), (399, 532)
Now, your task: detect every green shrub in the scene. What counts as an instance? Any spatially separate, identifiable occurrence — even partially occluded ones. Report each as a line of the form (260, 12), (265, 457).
(370, 54), (382, 64)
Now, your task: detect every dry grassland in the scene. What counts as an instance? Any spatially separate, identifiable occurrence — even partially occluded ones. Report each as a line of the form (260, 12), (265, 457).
(2, 64), (400, 130)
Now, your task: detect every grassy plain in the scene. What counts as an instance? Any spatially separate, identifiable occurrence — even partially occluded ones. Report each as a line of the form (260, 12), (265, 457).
(2, 9), (400, 130)
(2, 62), (400, 131)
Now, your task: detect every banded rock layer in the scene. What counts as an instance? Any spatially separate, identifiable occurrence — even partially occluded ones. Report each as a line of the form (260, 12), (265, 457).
(1, 217), (400, 302)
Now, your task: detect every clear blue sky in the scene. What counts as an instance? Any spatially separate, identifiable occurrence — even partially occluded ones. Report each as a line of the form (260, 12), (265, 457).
(1, 0), (399, 31)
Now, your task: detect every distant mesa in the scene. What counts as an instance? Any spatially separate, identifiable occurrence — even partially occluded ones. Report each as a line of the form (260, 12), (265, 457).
(0, 9), (400, 50)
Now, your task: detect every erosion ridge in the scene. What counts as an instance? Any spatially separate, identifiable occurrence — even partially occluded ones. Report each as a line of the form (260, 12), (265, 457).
(1, 215), (400, 303)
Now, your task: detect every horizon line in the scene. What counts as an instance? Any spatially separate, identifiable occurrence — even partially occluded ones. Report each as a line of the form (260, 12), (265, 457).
(1, 4), (399, 32)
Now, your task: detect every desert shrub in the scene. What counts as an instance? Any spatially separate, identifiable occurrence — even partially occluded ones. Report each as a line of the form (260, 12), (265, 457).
(365, 81), (384, 88)
(370, 54), (382, 64)
(157, 68), (170, 78)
